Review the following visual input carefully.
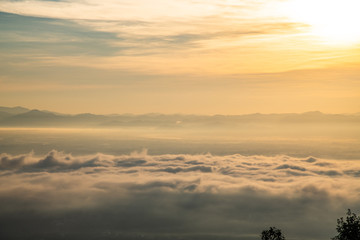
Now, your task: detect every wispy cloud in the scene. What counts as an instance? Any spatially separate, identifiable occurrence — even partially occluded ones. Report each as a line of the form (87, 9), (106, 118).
(0, 0), (355, 75)
(0, 0), (269, 21)
(0, 12), (121, 56)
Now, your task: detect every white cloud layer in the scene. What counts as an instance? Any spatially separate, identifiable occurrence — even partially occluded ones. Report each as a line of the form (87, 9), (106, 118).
(0, 150), (360, 239)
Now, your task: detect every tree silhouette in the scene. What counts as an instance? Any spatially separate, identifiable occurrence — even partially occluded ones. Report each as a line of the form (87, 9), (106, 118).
(261, 227), (285, 240)
(332, 209), (360, 240)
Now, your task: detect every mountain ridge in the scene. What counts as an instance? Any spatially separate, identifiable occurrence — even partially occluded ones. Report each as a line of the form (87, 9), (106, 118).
(0, 106), (359, 128)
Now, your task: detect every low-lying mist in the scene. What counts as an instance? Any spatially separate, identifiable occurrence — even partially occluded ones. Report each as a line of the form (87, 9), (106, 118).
(1, 150), (360, 240)
(0, 122), (359, 159)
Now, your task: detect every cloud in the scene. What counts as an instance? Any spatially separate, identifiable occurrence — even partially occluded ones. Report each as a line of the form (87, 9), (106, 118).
(1, 150), (360, 239)
(274, 164), (307, 171)
(0, 10), (310, 79)
(0, 10), (303, 59)
(154, 165), (213, 174)
(0, 0), (267, 21)
(0, 154), (25, 169)
(0, 12), (121, 57)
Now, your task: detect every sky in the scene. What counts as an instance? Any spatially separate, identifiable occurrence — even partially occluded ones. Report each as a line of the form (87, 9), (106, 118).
(0, 0), (360, 114)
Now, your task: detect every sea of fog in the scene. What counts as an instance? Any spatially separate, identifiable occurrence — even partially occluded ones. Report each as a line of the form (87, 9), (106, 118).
(0, 126), (360, 240)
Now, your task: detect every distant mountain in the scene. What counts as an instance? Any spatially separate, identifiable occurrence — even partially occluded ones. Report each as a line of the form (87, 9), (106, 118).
(0, 106), (359, 128)
(0, 106), (29, 115)
(0, 111), (12, 120)
(0, 106), (31, 121)
(18, 109), (57, 118)
(0, 109), (65, 127)
(0, 108), (111, 127)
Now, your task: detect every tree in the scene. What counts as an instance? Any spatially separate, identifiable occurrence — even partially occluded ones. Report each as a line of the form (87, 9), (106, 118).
(261, 227), (285, 240)
(332, 209), (360, 240)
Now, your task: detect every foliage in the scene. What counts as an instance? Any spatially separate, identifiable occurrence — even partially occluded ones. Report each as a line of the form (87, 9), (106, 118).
(332, 209), (360, 240)
(261, 227), (285, 240)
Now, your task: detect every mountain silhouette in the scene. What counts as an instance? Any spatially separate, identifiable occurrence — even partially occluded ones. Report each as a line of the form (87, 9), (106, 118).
(0, 106), (359, 128)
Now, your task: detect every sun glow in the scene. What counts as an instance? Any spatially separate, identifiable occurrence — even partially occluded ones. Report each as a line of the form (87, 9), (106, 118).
(284, 0), (360, 45)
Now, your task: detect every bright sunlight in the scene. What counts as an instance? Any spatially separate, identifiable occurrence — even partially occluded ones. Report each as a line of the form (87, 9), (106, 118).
(284, 0), (360, 45)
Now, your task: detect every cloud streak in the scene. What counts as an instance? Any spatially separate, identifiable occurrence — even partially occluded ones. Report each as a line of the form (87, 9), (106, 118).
(0, 150), (360, 239)
(0, 0), (272, 21)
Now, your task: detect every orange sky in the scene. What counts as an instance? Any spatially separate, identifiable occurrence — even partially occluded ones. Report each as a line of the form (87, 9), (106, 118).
(0, 0), (359, 114)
